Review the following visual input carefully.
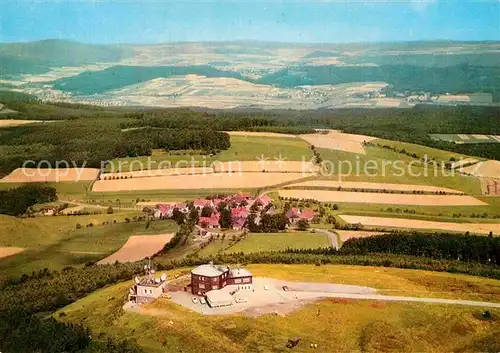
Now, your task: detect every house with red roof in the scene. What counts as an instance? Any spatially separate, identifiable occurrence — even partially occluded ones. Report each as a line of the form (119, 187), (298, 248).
(298, 209), (315, 221)
(174, 203), (189, 213)
(285, 208), (315, 224)
(194, 199), (213, 210)
(154, 204), (174, 219)
(254, 194), (272, 208)
(231, 207), (247, 218)
(232, 217), (246, 230)
(212, 198), (225, 209)
(199, 212), (220, 228)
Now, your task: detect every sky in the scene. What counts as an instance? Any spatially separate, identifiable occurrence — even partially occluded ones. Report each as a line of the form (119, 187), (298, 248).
(0, 1), (498, 44)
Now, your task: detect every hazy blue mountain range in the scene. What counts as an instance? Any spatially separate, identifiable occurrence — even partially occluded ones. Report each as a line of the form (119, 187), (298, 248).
(1, 39), (499, 109)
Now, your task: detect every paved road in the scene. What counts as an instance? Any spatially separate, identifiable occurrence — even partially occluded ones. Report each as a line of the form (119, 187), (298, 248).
(295, 291), (500, 309)
(313, 228), (339, 250)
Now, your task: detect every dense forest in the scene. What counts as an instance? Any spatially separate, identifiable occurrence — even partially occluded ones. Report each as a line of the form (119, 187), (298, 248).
(0, 184), (57, 216)
(0, 116), (230, 175)
(286, 231), (500, 266)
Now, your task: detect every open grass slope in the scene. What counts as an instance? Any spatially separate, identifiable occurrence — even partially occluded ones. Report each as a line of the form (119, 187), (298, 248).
(317, 145), (482, 195)
(105, 135), (313, 172)
(198, 232), (330, 256)
(56, 264), (500, 353)
(0, 213), (177, 276)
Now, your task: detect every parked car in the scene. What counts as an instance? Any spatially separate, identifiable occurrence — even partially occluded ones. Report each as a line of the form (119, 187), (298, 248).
(235, 297), (247, 303)
(191, 297), (198, 304)
(282, 286), (289, 292)
(199, 297), (206, 305)
(264, 285), (270, 291)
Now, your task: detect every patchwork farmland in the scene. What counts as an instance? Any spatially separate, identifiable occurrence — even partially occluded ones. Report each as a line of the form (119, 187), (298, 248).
(339, 215), (500, 235)
(298, 131), (377, 154)
(285, 180), (464, 194)
(93, 172), (315, 192)
(278, 189), (486, 206)
(430, 134), (500, 144)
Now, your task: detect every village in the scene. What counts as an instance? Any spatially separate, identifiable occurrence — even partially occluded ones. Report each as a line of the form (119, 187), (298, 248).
(124, 192), (328, 313)
(147, 192), (316, 233)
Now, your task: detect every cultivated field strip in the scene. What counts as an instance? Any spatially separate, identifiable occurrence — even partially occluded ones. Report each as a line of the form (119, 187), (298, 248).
(97, 234), (174, 264)
(339, 215), (500, 235)
(224, 131), (297, 138)
(0, 247), (24, 259)
(462, 160), (500, 179)
(298, 131), (377, 154)
(212, 161), (319, 173)
(285, 180), (464, 194)
(93, 172), (316, 192)
(0, 120), (44, 127)
(278, 189), (486, 206)
(0, 168), (100, 183)
(100, 167), (214, 179)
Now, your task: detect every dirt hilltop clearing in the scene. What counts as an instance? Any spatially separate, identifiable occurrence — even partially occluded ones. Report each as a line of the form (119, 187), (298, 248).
(224, 131), (297, 138)
(212, 161), (319, 173)
(278, 190), (486, 206)
(0, 168), (100, 183)
(100, 167), (214, 179)
(298, 131), (377, 154)
(286, 180), (464, 194)
(339, 215), (500, 235)
(97, 234), (174, 264)
(92, 172), (315, 192)
(0, 247), (24, 259)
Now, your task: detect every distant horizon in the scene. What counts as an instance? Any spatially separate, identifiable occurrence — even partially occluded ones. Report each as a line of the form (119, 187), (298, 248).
(1, 1), (498, 44)
(1, 38), (500, 46)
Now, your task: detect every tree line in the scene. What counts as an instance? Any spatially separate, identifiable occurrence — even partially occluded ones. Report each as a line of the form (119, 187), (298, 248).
(0, 184), (57, 216)
(282, 231), (500, 266)
(0, 118), (231, 174)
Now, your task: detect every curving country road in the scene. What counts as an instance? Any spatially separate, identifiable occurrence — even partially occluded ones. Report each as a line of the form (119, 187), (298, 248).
(313, 228), (339, 250)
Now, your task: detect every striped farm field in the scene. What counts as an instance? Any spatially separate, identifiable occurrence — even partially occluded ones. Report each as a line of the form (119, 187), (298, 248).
(430, 134), (500, 144)
(298, 131), (377, 154)
(93, 172), (315, 192)
(278, 190), (486, 206)
(1, 168), (100, 183)
(224, 131), (297, 138)
(97, 234), (174, 264)
(100, 167), (214, 180)
(212, 161), (319, 173)
(339, 215), (500, 235)
(462, 160), (500, 179)
(285, 180), (464, 194)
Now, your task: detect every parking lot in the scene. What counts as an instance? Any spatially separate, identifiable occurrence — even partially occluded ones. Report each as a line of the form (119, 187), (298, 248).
(168, 277), (376, 316)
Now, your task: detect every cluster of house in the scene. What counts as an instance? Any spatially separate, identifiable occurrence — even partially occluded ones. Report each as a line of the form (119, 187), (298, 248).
(152, 192), (273, 230)
(151, 192), (317, 231)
